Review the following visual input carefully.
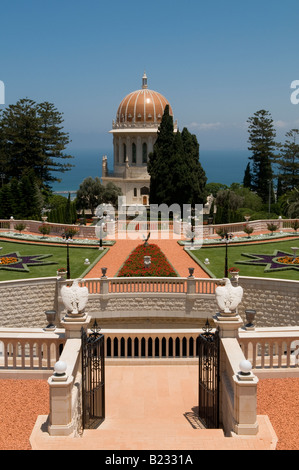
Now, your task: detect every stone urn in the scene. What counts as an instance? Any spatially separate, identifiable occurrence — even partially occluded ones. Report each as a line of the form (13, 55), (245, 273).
(245, 309), (256, 329)
(44, 310), (56, 331)
(188, 267), (195, 278)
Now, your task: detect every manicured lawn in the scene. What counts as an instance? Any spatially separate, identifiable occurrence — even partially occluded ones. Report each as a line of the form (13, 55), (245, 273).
(0, 240), (107, 281)
(188, 238), (299, 280)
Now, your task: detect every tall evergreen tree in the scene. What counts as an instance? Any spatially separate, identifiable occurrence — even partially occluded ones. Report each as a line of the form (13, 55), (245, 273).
(276, 129), (299, 192)
(64, 193), (72, 224)
(0, 98), (74, 189)
(181, 127), (207, 205)
(147, 106), (207, 209)
(247, 110), (276, 202)
(243, 162), (252, 189)
(148, 105), (175, 206)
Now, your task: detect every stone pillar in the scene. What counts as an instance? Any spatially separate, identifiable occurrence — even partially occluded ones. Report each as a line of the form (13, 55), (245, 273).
(60, 313), (91, 339)
(213, 312), (243, 338)
(47, 338), (82, 437)
(232, 364), (259, 436)
(214, 301), (259, 436)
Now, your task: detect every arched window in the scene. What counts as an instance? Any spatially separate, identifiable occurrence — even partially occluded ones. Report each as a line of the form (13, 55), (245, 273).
(123, 143), (127, 163)
(142, 142), (147, 163)
(132, 143), (136, 164)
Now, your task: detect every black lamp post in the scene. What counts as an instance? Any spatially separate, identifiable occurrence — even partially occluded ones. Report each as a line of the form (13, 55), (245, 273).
(66, 240), (70, 280)
(224, 232), (229, 277)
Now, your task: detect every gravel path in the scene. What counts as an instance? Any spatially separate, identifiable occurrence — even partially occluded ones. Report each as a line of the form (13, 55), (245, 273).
(0, 377), (297, 450)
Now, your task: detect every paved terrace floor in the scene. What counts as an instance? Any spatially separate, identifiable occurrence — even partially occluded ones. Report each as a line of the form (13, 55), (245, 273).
(30, 364), (277, 450)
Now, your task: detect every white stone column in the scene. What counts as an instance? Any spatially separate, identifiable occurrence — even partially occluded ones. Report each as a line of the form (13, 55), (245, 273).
(232, 365), (259, 436)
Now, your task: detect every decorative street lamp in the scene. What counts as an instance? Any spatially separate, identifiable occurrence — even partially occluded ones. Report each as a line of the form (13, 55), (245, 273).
(66, 239), (70, 279)
(224, 232), (229, 277)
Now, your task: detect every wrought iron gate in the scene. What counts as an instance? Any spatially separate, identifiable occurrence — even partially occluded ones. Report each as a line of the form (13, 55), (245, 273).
(81, 321), (105, 429)
(198, 320), (220, 429)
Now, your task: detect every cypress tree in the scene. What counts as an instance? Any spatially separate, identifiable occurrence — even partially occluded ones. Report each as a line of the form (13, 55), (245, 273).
(148, 105), (175, 206)
(64, 193), (72, 224)
(148, 106), (207, 209)
(243, 162), (252, 189)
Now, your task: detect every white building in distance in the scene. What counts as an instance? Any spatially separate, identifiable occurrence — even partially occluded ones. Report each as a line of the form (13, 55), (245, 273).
(101, 73), (177, 207)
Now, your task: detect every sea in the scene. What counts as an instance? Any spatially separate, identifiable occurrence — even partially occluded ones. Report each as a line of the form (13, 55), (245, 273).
(51, 149), (251, 196)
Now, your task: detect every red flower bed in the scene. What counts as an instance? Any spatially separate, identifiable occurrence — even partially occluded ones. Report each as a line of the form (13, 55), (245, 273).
(117, 244), (177, 277)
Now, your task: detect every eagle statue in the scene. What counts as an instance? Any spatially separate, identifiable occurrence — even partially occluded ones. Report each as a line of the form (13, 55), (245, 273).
(61, 278), (89, 315)
(215, 278), (243, 314)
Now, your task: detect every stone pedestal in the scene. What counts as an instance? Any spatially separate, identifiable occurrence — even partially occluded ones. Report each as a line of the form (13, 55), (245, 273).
(60, 313), (91, 339)
(213, 312), (243, 338)
(232, 371), (259, 436)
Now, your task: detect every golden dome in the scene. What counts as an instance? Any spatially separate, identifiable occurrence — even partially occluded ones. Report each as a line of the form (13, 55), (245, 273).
(114, 73), (173, 128)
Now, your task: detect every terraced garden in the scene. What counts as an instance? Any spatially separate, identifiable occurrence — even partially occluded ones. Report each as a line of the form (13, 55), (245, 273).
(187, 238), (299, 280)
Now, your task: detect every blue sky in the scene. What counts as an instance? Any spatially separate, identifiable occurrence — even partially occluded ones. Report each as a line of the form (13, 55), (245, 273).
(1, 0), (299, 153)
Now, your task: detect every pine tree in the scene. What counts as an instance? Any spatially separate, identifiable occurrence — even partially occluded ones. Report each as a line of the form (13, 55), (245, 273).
(0, 184), (14, 218)
(18, 170), (43, 219)
(0, 98), (74, 189)
(247, 110), (276, 202)
(277, 129), (299, 192)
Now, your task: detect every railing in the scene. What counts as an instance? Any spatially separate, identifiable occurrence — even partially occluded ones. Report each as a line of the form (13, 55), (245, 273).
(0, 328), (66, 374)
(0, 326), (298, 372)
(78, 277), (218, 295)
(102, 329), (201, 359)
(108, 277), (187, 293)
(239, 327), (299, 371)
(1, 217), (298, 241)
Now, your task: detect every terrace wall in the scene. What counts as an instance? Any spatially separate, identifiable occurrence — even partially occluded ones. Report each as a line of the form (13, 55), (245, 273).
(238, 277), (299, 327)
(0, 277), (57, 328)
(0, 276), (298, 329)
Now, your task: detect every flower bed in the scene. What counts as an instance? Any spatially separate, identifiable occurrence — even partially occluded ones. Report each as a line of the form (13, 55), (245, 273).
(277, 256), (299, 265)
(236, 250), (299, 272)
(117, 244), (177, 277)
(0, 257), (18, 265)
(0, 252), (56, 272)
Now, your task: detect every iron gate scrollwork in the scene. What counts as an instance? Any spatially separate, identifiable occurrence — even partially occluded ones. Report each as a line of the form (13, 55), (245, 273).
(81, 320), (105, 429)
(198, 319), (220, 429)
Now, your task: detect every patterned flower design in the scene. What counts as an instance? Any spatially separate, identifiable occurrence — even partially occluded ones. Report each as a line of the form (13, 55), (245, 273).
(0, 252), (56, 272)
(236, 250), (299, 272)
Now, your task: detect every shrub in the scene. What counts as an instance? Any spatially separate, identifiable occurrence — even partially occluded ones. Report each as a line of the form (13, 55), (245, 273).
(38, 223), (51, 237)
(291, 220), (299, 232)
(243, 224), (254, 237)
(267, 223), (278, 235)
(62, 227), (79, 239)
(15, 223), (26, 233)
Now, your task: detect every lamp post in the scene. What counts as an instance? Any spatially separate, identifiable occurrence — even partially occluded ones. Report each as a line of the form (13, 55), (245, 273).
(224, 232), (229, 277)
(66, 239), (70, 280)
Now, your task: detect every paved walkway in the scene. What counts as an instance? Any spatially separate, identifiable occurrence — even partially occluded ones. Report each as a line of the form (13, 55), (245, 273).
(30, 364), (277, 450)
(84, 238), (210, 278)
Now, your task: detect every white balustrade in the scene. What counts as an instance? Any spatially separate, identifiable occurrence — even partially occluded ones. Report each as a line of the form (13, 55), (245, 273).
(0, 329), (65, 372)
(77, 277), (218, 295)
(238, 328), (299, 370)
